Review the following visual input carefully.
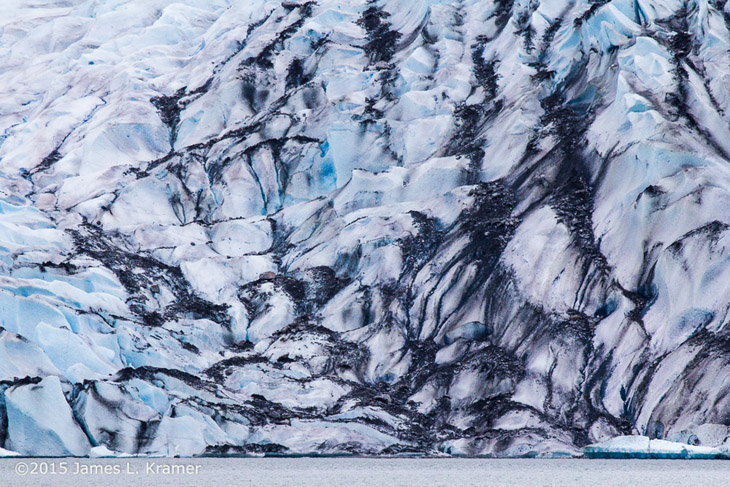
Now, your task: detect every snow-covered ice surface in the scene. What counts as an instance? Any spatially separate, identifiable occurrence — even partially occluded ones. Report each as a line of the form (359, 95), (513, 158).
(3, 0), (730, 457)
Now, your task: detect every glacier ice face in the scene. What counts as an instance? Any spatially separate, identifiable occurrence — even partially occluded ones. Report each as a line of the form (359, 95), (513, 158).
(2, 0), (730, 457)
(5, 376), (90, 456)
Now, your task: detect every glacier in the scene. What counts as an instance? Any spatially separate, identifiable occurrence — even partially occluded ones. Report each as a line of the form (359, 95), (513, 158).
(2, 0), (730, 457)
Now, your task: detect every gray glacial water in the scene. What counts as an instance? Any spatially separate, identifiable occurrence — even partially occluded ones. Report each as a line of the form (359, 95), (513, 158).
(2, 458), (730, 487)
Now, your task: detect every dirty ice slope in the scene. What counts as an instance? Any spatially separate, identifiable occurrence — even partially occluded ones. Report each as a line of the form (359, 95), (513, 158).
(2, 0), (730, 456)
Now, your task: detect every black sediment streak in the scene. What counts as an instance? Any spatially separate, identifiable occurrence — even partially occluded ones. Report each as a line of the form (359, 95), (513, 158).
(70, 224), (229, 326)
(357, 4), (402, 65)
